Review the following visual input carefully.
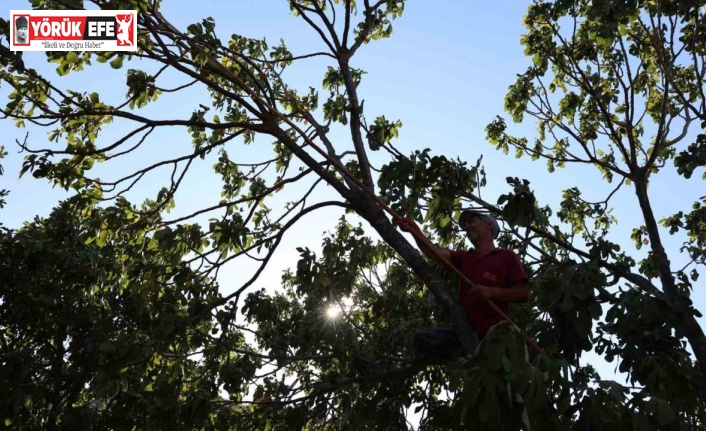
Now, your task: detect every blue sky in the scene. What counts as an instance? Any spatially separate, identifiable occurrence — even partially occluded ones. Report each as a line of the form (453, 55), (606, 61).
(3, 0), (704, 389)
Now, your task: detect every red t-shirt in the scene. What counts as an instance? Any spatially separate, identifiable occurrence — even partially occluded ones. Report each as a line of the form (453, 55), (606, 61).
(449, 248), (527, 334)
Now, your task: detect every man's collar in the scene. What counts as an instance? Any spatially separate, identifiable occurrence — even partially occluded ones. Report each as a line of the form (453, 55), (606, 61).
(469, 247), (502, 256)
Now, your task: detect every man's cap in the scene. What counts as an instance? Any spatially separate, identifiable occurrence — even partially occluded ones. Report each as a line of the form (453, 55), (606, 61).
(458, 209), (500, 239)
(15, 16), (28, 28)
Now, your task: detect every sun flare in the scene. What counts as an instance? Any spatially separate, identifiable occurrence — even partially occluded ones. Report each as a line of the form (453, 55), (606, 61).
(326, 305), (341, 319)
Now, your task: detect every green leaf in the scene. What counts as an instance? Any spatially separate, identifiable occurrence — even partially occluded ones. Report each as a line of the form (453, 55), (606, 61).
(107, 380), (120, 399)
(57, 61), (70, 76)
(502, 355), (512, 373)
(110, 56), (124, 69)
(653, 398), (676, 426)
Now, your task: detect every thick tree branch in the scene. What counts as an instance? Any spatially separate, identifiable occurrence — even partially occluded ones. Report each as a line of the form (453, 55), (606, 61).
(338, 59), (375, 189)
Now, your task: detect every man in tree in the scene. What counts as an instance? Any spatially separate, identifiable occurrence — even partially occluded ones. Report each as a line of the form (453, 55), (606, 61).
(395, 210), (528, 367)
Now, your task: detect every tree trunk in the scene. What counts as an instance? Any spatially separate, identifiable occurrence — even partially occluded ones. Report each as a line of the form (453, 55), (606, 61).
(634, 180), (706, 399)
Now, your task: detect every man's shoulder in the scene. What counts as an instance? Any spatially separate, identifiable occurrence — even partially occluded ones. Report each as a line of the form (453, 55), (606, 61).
(451, 247), (474, 256)
(455, 247), (518, 256)
(450, 248), (522, 263)
(493, 248), (522, 260)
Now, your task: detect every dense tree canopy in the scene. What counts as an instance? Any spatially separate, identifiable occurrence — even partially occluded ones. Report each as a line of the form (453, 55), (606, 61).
(1, 0), (705, 429)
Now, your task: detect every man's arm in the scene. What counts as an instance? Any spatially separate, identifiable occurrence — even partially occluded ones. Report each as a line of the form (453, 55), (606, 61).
(475, 281), (529, 303)
(474, 251), (529, 303)
(394, 217), (452, 263)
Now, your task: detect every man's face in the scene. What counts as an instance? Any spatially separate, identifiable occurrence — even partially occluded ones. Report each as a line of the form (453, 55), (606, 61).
(463, 216), (491, 243)
(16, 25), (27, 41)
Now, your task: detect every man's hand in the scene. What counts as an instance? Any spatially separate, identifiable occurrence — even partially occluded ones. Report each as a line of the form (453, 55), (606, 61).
(393, 217), (421, 234)
(394, 216), (453, 263)
(471, 284), (529, 303)
(471, 285), (497, 301)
